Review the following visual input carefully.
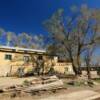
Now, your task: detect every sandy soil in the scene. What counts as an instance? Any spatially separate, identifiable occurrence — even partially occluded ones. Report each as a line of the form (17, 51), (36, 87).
(0, 77), (36, 88)
(0, 77), (100, 100)
(0, 87), (100, 100)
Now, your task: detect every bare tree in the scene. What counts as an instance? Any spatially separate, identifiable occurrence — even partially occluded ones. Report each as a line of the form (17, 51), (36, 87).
(84, 46), (95, 80)
(44, 5), (100, 76)
(6, 32), (13, 46)
(0, 28), (4, 37)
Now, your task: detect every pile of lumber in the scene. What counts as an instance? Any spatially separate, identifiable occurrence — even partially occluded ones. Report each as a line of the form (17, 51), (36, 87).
(1, 76), (65, 94)
(24, 76), (64, 93)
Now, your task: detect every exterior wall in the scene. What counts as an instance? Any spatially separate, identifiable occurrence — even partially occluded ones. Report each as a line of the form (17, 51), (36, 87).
(43, 57), (74, 74)
(0, 52), (33, 76)
(54, 62), (74, 74)
(0, 51), (74, 76)
(10, 53), (33, 75)
(53, 57), (74, 74)
(0, 52), (14, 76)
(82, 71), (98, 78)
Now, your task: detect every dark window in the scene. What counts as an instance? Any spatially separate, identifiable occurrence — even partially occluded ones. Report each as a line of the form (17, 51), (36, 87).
(38, 56), (43, 60)
(5, 54), (12, 60)
(23, 56), (30, 63)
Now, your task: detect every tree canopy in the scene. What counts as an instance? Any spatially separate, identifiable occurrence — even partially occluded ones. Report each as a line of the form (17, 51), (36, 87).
(0, 29), (45, 49)
(44, 5), (100, 75)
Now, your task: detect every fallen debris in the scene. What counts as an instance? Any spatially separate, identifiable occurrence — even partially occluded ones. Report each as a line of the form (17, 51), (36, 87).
(0, 89), (4, 93)
(24, 80), (63, 93)
(0, 75), (65, 97)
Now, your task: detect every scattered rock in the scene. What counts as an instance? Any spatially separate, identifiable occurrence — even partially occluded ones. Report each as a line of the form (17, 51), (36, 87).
(92, 81), (99, 85)
(0, 75), (64, 97)
(51, 89), (56, 93)
(84, 81), (88, 85)
(9, 85), (16, 89)
(0, 89), (4, 93)
(88, 81), (94, 86)
(31, 78), (42, 85)
(67, 81), (75, 85)
(10, 92), (17, 98)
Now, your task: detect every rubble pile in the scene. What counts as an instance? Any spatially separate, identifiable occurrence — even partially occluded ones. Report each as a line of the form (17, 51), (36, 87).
(0, 76), (65, 96)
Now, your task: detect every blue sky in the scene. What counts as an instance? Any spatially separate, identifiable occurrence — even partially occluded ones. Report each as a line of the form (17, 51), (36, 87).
(0, 0), (100, 35)
(0, 0), (99, 62)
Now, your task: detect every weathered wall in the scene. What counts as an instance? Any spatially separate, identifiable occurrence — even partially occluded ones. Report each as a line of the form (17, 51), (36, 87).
(54, 62), (74, 74)
(44, 57), (74, 74)
(0, 51), (74, 76)
(0, 52), (14, 76)
(0, 52), (32, 76)
(11, 53), (32, 75)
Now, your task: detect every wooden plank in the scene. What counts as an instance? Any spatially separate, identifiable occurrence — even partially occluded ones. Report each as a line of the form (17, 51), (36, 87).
(24, 80), (63, 92)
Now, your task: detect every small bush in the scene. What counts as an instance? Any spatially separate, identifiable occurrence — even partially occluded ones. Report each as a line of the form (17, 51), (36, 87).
(93, 78), (100, 83)
(23, 80), (31, 86)
(16, 67), (25, 77)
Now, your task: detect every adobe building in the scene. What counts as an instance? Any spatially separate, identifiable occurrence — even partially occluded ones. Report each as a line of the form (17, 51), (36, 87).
(0, 46), (74, 76)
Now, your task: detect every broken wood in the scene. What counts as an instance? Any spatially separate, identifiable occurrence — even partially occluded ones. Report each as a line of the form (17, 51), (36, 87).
(24, 80), (63, 93)
(2, 76), (65, 95)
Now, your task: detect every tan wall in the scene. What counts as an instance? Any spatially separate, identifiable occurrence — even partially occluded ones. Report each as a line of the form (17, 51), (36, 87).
(0, 52), (14, 76)
(82, 71), (98, 78)
(0, 51), (74, 76)
(11, 53), (33, 74)
(0, 52), (33, 76)
(54, 62), (74, 74)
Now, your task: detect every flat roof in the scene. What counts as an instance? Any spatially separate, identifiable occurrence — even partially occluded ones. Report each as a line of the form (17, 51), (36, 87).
(0, 46), (46, 54)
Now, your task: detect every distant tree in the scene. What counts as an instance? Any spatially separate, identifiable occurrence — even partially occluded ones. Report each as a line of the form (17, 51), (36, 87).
(10, 33), (18, 47)
(13, 32), (45, 75)
(0, 28), (4, 45)
(0, 28), (4, 37)
(84, 46), (95, 80)
(17, 32), (33, 48)
(44, 5), (100, 76)
(7, 31), (45, 76)
(6, 32), (13, 46)
(12, 32), (45, 49)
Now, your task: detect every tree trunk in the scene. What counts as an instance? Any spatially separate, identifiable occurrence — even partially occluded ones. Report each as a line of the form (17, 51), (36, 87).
(87, 65), (91, 80)
(72, 63), (78, 76)
(77, 55), (82, 75)
(77, 44), (82, 75)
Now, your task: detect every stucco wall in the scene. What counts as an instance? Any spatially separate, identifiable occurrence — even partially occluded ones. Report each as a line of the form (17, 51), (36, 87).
(0, 52), (14, 76)
(0, 52), (31, 76)
(54, 62), (74, 74)
(0, 51), (74, 76)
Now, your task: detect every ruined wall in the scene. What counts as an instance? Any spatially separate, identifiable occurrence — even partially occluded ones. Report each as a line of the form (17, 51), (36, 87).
(0, 52), (33, 76)
(0, 52), (14, 76)
(0, 52), (74, 76)
(44, 56), (74, 74)
(54, 62), (74, 74)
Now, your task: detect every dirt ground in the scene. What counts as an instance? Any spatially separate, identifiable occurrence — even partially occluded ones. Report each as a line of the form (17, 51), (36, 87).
(0, 77), (35, 88)
(0, 77), (100, 100)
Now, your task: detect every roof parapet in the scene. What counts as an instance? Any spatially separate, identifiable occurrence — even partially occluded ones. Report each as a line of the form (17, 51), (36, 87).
(0, 46), (46, 54)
